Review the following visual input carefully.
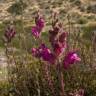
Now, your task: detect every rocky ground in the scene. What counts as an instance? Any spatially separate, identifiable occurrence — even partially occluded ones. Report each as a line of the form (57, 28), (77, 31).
(0, 0), (96, 23)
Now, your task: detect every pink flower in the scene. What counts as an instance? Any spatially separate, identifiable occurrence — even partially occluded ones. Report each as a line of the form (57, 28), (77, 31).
(31, 48), (37, 56)
(36, 18), (45, 29)
(38, 44), (55, 63)
(4, 26), (16, 42)
(41, 48), (55, 63)
(52, 42), (66, 56)
(31, 44), (55, 63)
(63, 51), (81, 69)
(31, 47), (42, 58)
(31, 26), (40, 38)
(32, 17), (45, 38)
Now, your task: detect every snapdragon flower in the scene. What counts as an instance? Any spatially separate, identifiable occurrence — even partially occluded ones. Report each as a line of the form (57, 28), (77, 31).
(32, 14), (45, 38)
(63, 51), (81, 69)
(4, 26), (16, 42)
(36, 17), (45, 29)
(31, 44), (55, 63)
(32, 26), (40, 38)
(52, 42), (66, 56)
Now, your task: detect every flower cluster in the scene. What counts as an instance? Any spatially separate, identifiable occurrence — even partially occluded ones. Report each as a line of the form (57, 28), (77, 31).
(4, 26), (16, 42)
(31, 44), (55, 63)
(49, 16), (67, 57)
(31, 12), (81, 69)
(32, 12), (45, 38)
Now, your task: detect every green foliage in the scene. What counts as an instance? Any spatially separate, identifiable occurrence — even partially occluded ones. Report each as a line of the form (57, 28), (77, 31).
(0, 23), (6, 48)
(82, 22), (96, 40)
(0, 82), (10, 96)
(77, 17), (88, 24)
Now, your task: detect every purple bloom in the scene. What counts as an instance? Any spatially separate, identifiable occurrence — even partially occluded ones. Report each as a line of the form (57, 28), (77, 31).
(31, 48), (41, 58)
(32, 26), (40, 38)
(41, 48), (55, 63)
(36, 18), (45, 29)
(31, 44), (55, 63)
(4, 26), (16, 42)
(38, 43), (47, 50)
(52, 42), (66, 56)
(38, 44), (55, 63)
(63, 51), (81, 69)
(49, 23), (67, 57)
(31, 48), (37, 56)
(32, 17), (45, 38)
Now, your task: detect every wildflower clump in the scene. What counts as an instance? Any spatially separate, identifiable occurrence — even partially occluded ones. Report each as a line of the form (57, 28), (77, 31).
(4, 25), (16, 43)
(31, 11), (81, 69)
